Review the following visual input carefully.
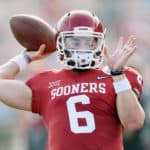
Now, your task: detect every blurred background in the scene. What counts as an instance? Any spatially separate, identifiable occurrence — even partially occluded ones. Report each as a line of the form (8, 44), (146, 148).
(0, 0), (150, 150)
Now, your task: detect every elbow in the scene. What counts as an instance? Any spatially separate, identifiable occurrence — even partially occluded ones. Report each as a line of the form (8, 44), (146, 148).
(123, 113), (145, 131)
(125, 119), (144, 131)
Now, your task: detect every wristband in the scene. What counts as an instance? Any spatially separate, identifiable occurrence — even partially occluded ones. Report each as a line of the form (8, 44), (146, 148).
(10, 53), (31, 72)
(113, 77), (131, 93)
(23, 53), (31, 63)
(110, 69), (124, 76)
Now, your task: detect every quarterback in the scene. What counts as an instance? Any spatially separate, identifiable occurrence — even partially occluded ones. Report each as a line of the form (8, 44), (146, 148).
(0, 10), (145, 150)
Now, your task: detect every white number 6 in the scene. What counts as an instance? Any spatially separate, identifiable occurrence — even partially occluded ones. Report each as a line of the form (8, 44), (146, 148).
(66, 95), (95, 134)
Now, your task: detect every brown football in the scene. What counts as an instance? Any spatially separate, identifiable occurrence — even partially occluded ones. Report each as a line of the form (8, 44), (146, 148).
(9, 14), (57, 54)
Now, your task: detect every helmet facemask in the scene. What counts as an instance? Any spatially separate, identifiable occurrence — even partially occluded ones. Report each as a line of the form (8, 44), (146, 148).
(57, 27), (105, 70)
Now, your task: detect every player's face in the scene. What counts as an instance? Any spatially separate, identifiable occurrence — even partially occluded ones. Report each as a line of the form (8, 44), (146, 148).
(56, 28), (105, 70)
(64, 36), (97, 50)
(61, 36), (103, 69)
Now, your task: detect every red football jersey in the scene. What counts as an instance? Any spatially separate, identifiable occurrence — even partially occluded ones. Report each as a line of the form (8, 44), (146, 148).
(26, 67), (143, 150)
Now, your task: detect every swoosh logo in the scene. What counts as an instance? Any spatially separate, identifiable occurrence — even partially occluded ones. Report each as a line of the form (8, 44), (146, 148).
(97, 75), (111, 80)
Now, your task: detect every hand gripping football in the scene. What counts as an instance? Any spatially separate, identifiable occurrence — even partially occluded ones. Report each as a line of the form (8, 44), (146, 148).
(9, 14), (57, 54)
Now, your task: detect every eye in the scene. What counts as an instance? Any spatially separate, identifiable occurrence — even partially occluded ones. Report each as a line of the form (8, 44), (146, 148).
(72, 39), (80, 48)
(86, 38), (97, 49)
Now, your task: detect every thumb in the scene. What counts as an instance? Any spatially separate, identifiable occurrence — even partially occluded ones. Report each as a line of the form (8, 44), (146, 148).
(103, 46), (110, 61)
(38, 44), (46, 55)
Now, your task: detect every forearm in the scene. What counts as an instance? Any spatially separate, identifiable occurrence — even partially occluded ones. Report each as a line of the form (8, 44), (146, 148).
(113, 75), (145, 131)
(0, 61), (20, 79)
(0, 44), (48, 80)
(0, 53), (32, 79)
(116, 90), (145, 131)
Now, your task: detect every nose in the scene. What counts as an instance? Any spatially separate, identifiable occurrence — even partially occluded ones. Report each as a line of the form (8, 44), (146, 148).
(80, 41), (86, 49)
(79, 40), (89, 49)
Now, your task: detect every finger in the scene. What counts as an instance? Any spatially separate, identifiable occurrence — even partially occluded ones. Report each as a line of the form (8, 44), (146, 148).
(125, 35), (135, 48)
(116, 36), (124, 52)
(103, 46), (110, 60)
(124, 46), (136, 58)
(124, 37), (136, 53)
(126, 35), (133, 44)
(129, 45), (136, 54)
(129, 37), (136, 47)
(123, 41), (132, 51)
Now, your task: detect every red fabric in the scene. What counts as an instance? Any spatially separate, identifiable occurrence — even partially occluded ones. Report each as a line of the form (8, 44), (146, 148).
(26, 67), (143, 150)
(125, 67), (143, 97)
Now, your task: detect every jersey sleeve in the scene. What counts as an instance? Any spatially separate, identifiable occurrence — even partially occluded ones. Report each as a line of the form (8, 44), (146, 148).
(26, 74), (43, 114)
(125, 67), (143, 99)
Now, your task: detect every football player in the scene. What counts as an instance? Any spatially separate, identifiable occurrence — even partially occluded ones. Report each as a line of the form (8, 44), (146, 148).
(0, 10), (145, 150)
